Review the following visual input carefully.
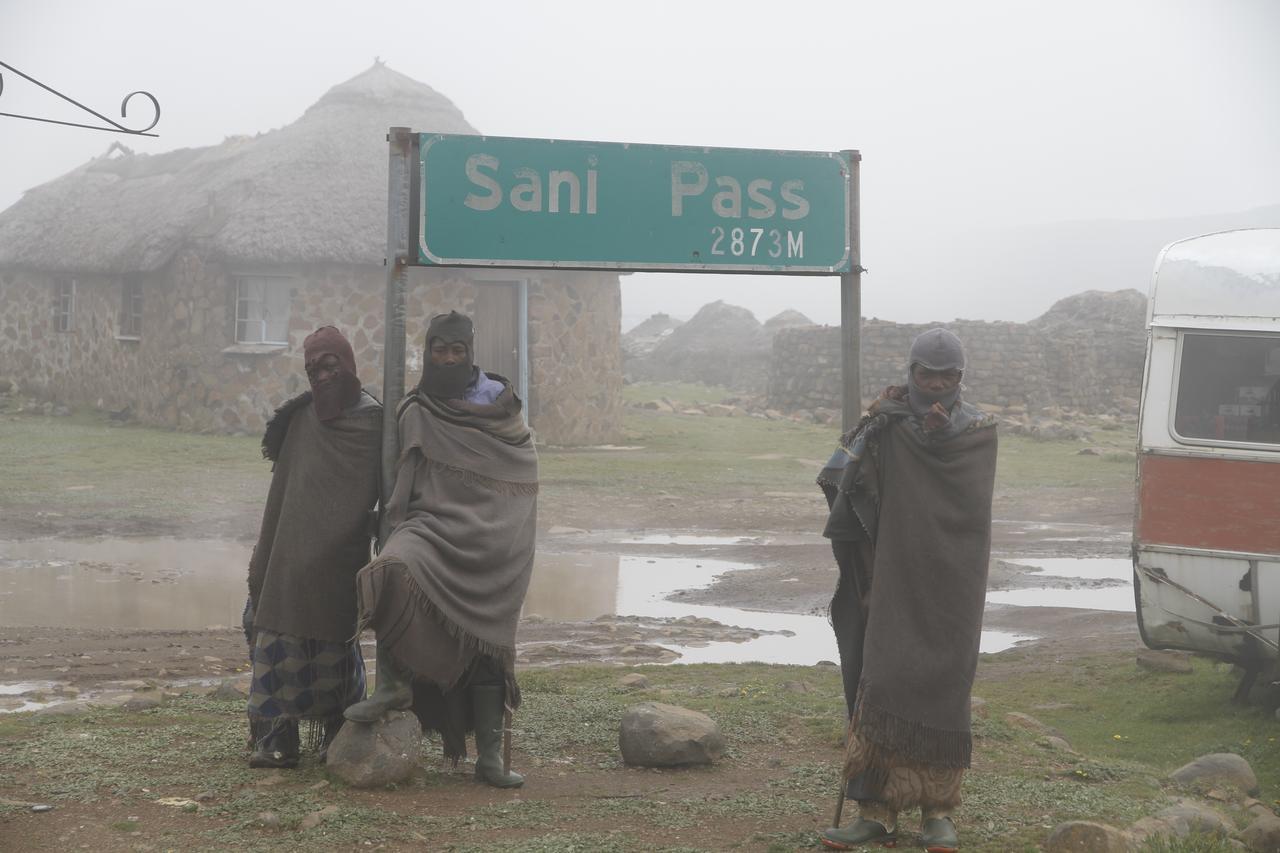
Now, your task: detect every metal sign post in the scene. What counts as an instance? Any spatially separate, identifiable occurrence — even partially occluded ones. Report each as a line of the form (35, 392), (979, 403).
(841, 151), (862, 433)
(379, 127), (412, 545)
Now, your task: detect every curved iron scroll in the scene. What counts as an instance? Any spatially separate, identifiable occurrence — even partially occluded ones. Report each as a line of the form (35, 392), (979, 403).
(0, 61), (160, 137)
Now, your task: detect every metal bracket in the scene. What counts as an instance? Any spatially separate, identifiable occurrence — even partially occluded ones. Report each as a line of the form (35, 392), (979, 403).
(0, 61), (160, 137)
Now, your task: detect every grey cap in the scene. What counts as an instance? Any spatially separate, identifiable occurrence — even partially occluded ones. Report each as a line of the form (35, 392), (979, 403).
(908, 328), (966, 371)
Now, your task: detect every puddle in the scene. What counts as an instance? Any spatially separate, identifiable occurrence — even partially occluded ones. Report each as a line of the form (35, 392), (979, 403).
(0, 681), (58, 696)
(0, 538), (1033, 664)
(616, 534), (758, 546)
(0, 539), (250, 629)
(987, 557), (1134, 613)
(528, 553), (1029, 661)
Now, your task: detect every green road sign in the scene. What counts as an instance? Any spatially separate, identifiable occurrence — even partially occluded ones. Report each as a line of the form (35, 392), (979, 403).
(417, 134), (852, 273)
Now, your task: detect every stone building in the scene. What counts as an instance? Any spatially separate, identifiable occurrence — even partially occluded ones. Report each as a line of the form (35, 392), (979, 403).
(0, 63), (621, 444)
(766, 289), (1147, 414)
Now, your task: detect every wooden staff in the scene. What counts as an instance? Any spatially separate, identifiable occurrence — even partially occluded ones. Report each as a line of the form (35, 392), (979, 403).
(502, 704), (513, 776)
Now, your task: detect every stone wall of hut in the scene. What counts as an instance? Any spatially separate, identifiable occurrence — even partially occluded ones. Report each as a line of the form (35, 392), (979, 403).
(0, 258), (622, 444)
(767, 319), (1145, 413)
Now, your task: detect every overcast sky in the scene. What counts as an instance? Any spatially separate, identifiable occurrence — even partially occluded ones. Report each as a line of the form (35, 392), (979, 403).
(3, 0), (1278, 329)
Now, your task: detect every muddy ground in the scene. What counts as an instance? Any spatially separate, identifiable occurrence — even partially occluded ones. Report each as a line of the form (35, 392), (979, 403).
(0, 478), (1139, 703)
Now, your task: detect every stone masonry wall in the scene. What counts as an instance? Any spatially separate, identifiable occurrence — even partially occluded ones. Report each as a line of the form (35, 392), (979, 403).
(767, 319), (1145, 414)
(0, 257), (622, 444)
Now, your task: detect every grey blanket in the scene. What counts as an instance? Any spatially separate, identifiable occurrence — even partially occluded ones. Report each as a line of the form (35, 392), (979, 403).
(356, 380), (538, 689)
(249, 392), (382, 642)
(820, 395), (997, 768)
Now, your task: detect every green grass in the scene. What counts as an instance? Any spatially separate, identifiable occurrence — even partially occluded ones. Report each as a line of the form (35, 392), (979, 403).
(0, 388), (1141, 538)
(2, 659), (1276, 850)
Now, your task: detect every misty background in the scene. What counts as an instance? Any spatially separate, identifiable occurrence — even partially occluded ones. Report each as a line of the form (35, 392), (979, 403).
(2, 0), (1278, 330)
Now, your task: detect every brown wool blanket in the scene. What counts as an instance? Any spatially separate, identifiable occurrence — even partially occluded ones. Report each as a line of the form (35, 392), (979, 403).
(249, 393), (382, 642)
(824, 397), (997, 769)
(356, 381), (538, 693)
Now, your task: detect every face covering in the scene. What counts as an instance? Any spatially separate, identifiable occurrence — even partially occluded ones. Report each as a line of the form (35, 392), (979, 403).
(907, 377), (961, 418)
(303, 326), (362, 422)
(417, 311), (475, 399)
(904, 327), (966, 421)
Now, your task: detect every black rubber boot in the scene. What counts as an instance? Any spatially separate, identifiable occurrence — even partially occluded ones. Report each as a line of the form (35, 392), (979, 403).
(343, 644), (412, 722)
(471, 683), (523, 788)
(249, 718), (300, 769)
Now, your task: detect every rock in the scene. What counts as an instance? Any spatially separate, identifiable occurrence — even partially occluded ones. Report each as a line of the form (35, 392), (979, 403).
(619, 702), (725, 767)
(193, 791), (215, 803)
(298, 804), (339, 831)
(704, 403), (735, 417)
(255, 811), (281, 829)
(1242, 813), (1280, 852)
(210, 679), (248, 701)
(1044, 820), (1132, 852)
(1136, 649), (1193, 673)
(122, 693), (163, 712)
(325, 711), (420, 788)
(1170, 753), (1259, 797)
(1042, 736), (1076, 754)
(782, 681), (810, 694)
(617, 673), (650, 690)
(1004, 711), (1057, 736)
(1129, 801), (1232, 842)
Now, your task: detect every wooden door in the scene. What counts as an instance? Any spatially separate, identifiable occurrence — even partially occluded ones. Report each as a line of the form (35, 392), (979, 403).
(473, 283), (520, 382)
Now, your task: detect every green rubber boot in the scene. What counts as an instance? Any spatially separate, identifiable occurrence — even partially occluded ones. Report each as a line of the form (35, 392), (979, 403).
(819, 818), (896, 850)
(921, 816), (959, 852)
(343, 643), (412, 722)
(471, 683), (523, 788)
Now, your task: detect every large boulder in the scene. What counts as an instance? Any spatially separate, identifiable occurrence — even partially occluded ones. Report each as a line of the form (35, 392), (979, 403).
(763, 309), (813, 337)
(1170, 753), (1260, 797)
(622, 313), (684, 361)
(325, 711), (420, 788)
(1129, 800), (1232, 843)
(619, 701), (725, 767)
(628, 301), (770, 392)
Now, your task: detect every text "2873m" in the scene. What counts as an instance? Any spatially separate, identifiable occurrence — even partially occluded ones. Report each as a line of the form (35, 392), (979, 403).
(709, 227), (803, 259)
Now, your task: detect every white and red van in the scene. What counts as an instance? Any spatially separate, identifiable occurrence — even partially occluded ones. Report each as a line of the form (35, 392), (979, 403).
(1134, 228), (1280, 698)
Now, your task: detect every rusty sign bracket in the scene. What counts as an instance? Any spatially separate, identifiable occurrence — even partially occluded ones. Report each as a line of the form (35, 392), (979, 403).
(0, 61), (160, 137)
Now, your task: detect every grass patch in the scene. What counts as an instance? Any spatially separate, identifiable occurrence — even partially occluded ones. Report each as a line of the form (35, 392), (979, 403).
(3, 661), (1278, 851)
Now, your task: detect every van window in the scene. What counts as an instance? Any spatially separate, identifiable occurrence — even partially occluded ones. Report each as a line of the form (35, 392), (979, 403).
(1173, 332), (1280, 447)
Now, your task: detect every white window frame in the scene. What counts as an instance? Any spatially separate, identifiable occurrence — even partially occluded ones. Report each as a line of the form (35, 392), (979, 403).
(54, 278), (76, 332)
(1169, 329), (1280, 452)
(119, 276), (143, 339)
(234, 275), (292, 345)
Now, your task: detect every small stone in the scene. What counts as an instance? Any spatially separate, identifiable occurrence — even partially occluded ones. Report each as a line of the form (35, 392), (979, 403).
(210, 679), (248, 701)
(617, 673), (649, 690)
(298, 804), (339, 831)
(30, 804), (53, 813)
(308, 780), (330, 792)
(1242, 812), (1280, 852)
(122, 693), (163, 712)
(193, 791), (215, 802)
(1044, 820), (1131, 852)
(256, 811), (281, 829)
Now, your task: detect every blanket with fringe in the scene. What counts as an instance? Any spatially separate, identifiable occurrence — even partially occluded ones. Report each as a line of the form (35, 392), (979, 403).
(356, 376), (537, 698)
(819, 392), (997, 770)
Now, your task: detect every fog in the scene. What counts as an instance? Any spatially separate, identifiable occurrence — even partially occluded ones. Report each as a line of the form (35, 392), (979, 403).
(2, 0), (1278, 329)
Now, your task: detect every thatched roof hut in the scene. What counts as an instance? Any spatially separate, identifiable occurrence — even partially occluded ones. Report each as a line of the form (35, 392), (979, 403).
(0, 63), (623, 444)
(0, 62), (473, 272)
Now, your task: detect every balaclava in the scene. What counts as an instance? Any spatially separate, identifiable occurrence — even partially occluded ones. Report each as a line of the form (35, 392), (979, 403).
(906, 327), (966, 417)
(303, 326), (362, 422)
(417, 311), (475, 399)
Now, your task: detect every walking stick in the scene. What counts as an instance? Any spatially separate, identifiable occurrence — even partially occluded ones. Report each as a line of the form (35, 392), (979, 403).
(502, 704), (513, 776)
(831, 768), (848, 828)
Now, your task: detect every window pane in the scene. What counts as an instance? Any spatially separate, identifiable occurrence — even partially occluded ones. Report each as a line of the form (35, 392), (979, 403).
(235, 276), (290, 344)
(1174, 333), (1280, 446)
(262, 280), (290, 343)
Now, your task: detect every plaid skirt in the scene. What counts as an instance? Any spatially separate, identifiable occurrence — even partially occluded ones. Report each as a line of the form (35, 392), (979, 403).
(247, 629), (366, 721)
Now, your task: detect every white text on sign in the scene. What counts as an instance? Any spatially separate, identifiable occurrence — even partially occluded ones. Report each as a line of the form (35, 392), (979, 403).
(671, 162), (809, 220)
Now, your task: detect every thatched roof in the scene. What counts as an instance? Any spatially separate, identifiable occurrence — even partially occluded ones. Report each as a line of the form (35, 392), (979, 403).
(0, 63), (476, 273)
